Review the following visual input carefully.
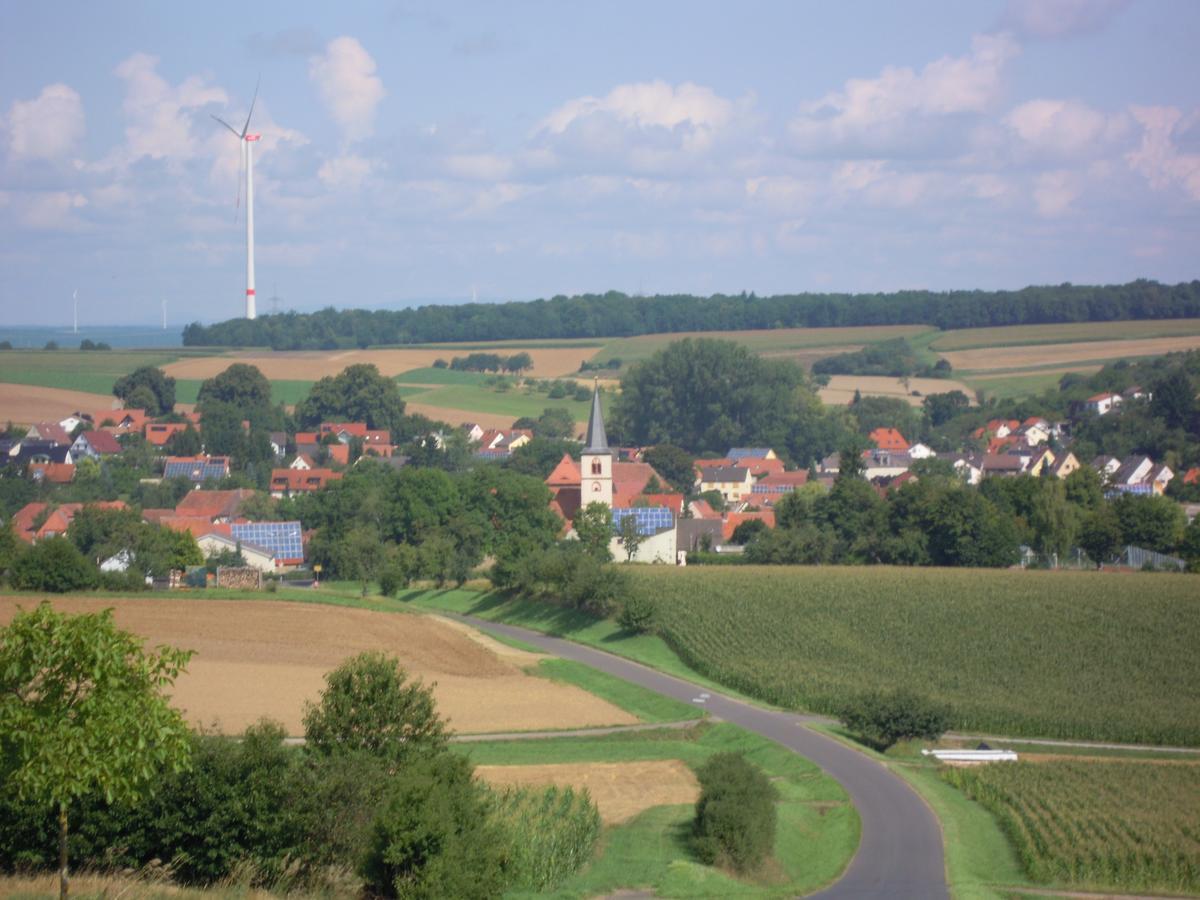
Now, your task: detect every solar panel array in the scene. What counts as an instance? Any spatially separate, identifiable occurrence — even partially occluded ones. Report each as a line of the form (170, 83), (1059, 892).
(164, 461), (229, 482)
(230, 521), (304, 561)
(728, 448), (770, 459)
(611, 506), (674, 536)
(752, 483), (795, 494)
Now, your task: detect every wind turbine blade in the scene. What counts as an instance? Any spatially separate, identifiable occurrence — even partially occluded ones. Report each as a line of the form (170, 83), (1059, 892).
(211, 114), (241, 137)
(240, 76), (260, 137)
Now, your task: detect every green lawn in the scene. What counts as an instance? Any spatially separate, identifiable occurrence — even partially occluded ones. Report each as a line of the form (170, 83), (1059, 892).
(461, 722), (859, 899)
(532, 658), (701, 725)
(399, 384), (591, 421)
(396, 367), (492, 385)
(0, 350), (180, 394)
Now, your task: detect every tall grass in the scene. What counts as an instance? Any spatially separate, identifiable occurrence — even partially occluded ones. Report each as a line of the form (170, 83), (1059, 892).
(491, 785), (601, 891)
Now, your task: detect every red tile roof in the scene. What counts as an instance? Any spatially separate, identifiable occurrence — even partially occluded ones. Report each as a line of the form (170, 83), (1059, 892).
(546, 453), (582, 487)
(270, 468), (343, 493)
(758, 470), (810, 488)
(28, 462), (76, 483)
(31, 422), (72, 445)
(145, 422), (190, 446)
(81, 429), (122, 454)
(612, 461), (668, 507)
(642, 493), (685, 515)
(160, 517), (232, 540)
(175, 488), (257, 521)
(1183, 467), (1200, 485)
(869, 428), (909, 451)
(12, 501), (126, 543)
(722, 510), (775, 542)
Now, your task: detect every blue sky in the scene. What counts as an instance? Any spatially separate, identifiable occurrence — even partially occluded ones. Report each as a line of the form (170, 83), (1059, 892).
(2, 0), (1198, 326)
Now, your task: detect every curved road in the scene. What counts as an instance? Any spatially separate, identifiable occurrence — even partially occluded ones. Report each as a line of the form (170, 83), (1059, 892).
(460, 614), (948, 899)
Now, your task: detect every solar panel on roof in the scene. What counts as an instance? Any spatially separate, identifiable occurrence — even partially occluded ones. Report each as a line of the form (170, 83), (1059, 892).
(164, 461), (228, 482)
(230, 521), (304, 561)
(611, 506), (674, 536)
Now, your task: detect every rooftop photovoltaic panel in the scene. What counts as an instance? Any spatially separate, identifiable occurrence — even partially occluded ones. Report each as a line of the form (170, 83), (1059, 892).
(752, 483), (795, 494)
(611, 506), (674, 536)
(164, 461), (228, 482)
(230, 521), (304, 561)
(728, 448), (770, 459)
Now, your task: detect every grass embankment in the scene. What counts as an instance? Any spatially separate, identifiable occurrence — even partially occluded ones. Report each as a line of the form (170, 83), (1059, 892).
(622, 566), (1200, 746)
(461, 722), (859, 899)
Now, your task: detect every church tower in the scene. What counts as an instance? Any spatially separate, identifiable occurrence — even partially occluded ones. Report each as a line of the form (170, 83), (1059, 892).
(580, 383), (613, 509)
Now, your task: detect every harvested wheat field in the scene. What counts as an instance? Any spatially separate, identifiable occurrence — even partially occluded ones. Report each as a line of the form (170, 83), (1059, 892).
(402, 402), (520, 431)
(940, 335), (1200, 372)
(0, 597), (637, 736)
(475, 761), (700, 824)
(0, 383), (114, 426)
(818, 374), (975, 406)
(162, 346), (589, 381)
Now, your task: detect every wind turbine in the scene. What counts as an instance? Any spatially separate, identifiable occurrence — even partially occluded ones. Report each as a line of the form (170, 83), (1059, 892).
(162, 298), (167, 330)
(212, 83), (260, 320)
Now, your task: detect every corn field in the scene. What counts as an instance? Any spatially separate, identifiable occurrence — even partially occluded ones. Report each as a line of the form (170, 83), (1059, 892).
(942, 760), (1200, 893)
(490, 785), (602, 891)
(627, 566), (1200, 744)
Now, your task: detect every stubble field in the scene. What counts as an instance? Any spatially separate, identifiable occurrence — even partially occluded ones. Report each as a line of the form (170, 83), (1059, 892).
(0, 597), (637, 735)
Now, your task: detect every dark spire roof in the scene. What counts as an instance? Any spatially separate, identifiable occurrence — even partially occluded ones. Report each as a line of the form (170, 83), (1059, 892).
(584, 381), (611, 455)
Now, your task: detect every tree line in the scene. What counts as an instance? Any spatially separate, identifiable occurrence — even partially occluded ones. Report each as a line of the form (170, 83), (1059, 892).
(182, 279), (1200, 349)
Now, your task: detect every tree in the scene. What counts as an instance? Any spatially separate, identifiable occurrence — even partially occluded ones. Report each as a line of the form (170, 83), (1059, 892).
(504, 351), (533, 374)
(10, 538), (98, 592)
(643, 444), (698, 494)
(295, 364), (410, 436)
(0, 603), (192, 899)
(616, 513), (644, 562)
(838, 689), (951, 751)
(165, 424), (202, 456)
(196, 363), (273, 412)
(303, 651), (448, 764)
(1079, 506), (1123, 567)
(112, 366), (175, 416)
(573, 502), (613, 561)
(1111, 493), (1185, 553)
(534, 407), (575, 440)
(730, 518), (767, 545)
(924, 390), (971, 427)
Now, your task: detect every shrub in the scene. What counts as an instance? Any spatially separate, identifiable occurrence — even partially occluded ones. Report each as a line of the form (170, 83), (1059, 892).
(360, 753), (506, 899)
(303, 652), (448, 764)
(492, 785), (601, 891)
(690, 753), (777, 873)
(10, 537), (98, 591)
(618, 592), (657, 634)
(838, 689), (951, 751)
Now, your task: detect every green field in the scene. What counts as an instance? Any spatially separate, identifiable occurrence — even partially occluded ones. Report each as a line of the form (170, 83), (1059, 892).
(0, 349), (180, 394)
(401, 383), (592, 421)
(173, 377), (314, 406)
(624, 566), (1200, 746)
(396, 366), (491, 385)
(943, 760), (1200, 894)
(930, 318), (1200, 351)
(459, 722), (859, 898)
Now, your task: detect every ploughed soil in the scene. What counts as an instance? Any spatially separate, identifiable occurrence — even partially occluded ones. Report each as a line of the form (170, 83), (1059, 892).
(940, 335), (1200, 372)
(0, 383), (114, 426)
(474, 760), (701, 823)
(0, 597), (637, 736)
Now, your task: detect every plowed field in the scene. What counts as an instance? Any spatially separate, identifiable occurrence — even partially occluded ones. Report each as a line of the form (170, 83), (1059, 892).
(0, 597), (637, 736)
(475, 760), (700, 823)
(0, 383), (113, 425)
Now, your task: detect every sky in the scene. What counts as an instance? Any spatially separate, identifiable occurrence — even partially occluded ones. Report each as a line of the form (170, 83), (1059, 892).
(1, 0), (1198, 327)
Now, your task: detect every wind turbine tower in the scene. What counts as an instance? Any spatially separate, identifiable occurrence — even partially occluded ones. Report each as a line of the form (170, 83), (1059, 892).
(162, 298), (167, 330)
(213, 84), (260, 320)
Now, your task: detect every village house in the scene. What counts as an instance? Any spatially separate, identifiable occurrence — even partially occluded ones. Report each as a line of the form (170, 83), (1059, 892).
(11, 501), (127, 543)
(70, 429), (123, 460)
(25, 422), (72, 445)
(697, 465), (754, 504)
(868, 428), (910, 452)
(270, 467), (343, 498)
(145, 422), (191, 447)
(163, 455), (231, 484)
(1084, 392), (1122, 415)
(28, 462), (76, 484)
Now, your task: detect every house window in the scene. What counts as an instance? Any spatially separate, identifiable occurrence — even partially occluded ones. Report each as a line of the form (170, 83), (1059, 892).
(591, 459), (602, 475)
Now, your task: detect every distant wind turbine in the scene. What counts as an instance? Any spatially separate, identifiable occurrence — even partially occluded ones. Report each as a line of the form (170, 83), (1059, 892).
(212, 81), (261, 320)
(162, 298), (167, 330)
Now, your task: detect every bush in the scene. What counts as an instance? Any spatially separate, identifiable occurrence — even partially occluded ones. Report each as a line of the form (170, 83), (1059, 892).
(303, 652), (448, 763)
(10, 537), (98, 591)
(690, 753), (777, 873)
(618, 592), (657, 634)
(491, 786), (601, 891)
(838, 689), (951, 751)
(360, 753), (506, 899)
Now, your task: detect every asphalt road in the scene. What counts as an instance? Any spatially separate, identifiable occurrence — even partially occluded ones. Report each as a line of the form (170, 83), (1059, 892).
(459, 614), (948, 899)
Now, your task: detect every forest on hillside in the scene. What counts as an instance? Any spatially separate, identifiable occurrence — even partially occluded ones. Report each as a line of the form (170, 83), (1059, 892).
(182, 280), (1200, 350)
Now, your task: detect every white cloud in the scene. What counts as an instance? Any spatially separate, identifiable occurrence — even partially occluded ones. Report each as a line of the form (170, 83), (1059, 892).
(115, 53), (226, 164)
(1126, 106), (1200, 201)
(317, 154), (377, 189)
(538, 80), (734, 152)
(309, 36), (386, 142)
(12, 190), (89, 230)
(6, 83), (85, 161)
(1001, 0), (1129, 39)
(1006, 98), (1123, 154)
(790, 34), (1019, 154)
(1033, 170), (1080, 216)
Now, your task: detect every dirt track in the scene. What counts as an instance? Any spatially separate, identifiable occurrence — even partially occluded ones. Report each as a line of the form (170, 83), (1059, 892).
(0, 597), (637, 736)
(475, 760), (700, 823)
(0, 383), (114, 426)
(162, 347), (591, 381)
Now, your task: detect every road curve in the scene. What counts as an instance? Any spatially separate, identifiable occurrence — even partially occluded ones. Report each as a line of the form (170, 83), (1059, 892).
(459, 614), (948, 899)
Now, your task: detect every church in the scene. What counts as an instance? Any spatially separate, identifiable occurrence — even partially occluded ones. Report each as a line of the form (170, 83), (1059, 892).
(544, 386), (679, 563)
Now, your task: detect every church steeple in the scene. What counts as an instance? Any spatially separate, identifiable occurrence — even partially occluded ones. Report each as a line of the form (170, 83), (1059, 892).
(584, 381), (611, 455)
(581, 382), (613, 508)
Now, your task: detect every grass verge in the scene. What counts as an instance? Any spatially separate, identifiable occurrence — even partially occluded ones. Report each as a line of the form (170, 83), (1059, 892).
(461, 722), (859, 899)
(532, 658), (702, 724)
